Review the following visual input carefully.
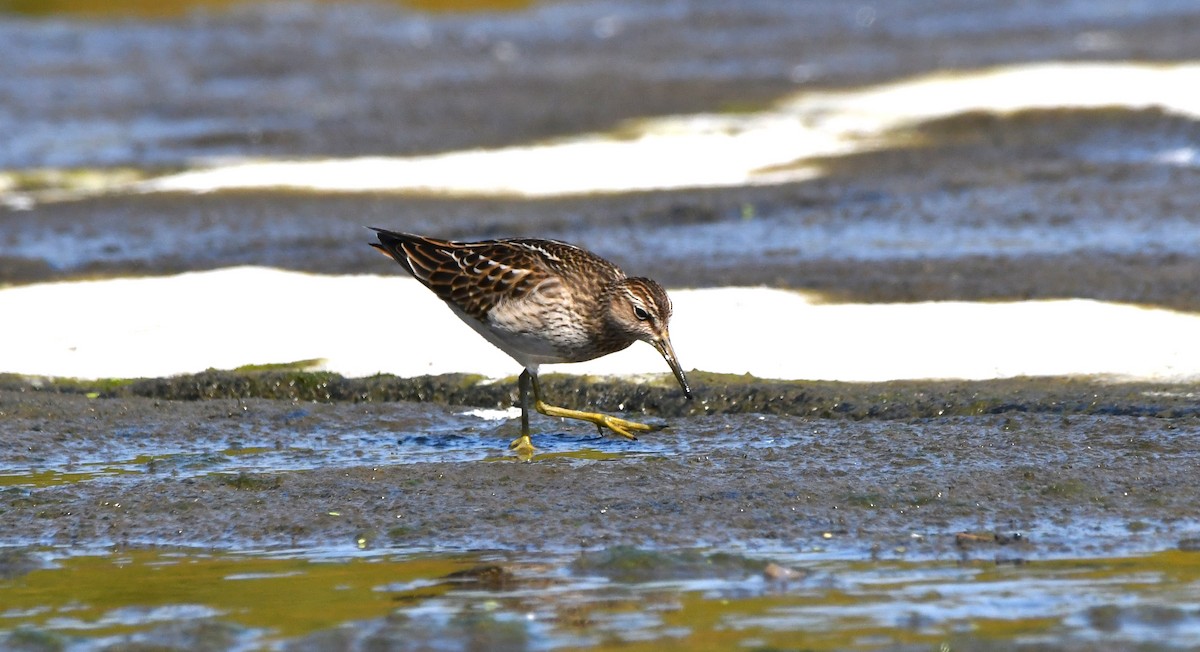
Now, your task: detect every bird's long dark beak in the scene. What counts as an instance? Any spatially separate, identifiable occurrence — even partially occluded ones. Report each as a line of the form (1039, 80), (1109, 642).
(652, 333), (692, 400)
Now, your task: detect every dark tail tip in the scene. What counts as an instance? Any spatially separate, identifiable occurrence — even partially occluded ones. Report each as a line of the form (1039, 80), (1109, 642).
(368, 226), (401, 244)
(368, 227), (416, 256)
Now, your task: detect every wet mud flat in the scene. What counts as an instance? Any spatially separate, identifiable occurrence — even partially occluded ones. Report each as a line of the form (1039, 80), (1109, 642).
(4, 373), (1200, 649)
(3, 372), (1199, 554)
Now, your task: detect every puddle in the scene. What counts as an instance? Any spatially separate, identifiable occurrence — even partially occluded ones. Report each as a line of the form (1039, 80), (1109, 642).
(0, 429), (683, 488)
(0, 403), (675, 488)
(2, 546), (1200, 650)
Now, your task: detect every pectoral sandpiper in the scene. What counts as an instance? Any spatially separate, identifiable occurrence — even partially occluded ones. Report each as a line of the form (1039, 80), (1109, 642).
(369, 228), (691, 458)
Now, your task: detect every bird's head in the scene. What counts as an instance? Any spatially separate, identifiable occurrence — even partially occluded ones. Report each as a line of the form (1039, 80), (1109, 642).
(608, 277), (692, 399)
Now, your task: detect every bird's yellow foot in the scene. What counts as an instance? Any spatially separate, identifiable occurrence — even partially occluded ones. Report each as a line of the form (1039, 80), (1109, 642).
(535, 401), (666, 440)
(509, 434), (536, 461)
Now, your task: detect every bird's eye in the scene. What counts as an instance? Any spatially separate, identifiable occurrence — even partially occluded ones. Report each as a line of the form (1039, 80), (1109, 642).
(633, 306), (650, 321)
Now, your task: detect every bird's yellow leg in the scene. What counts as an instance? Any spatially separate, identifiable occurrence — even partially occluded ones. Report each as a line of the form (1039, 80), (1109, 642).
(509, 370), (536, 460)
(530, 373), (664, 441)
(534, 401), (664, 440)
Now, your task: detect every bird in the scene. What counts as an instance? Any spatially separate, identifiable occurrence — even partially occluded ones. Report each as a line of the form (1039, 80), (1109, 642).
(369, 228), (692, 458)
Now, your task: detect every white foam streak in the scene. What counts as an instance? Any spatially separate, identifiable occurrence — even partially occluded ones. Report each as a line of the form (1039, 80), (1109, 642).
(139, 62), (1200, 197)
(3, 268), (1197, 383)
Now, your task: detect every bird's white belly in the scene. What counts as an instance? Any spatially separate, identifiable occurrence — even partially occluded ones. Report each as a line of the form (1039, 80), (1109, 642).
(446, 301), (591, 368)
(492, 298), (594, 363)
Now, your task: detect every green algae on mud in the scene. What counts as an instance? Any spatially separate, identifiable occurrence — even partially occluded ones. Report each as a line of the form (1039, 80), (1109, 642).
(3, 546), (1200, 651)
(0, 548), (474, 648)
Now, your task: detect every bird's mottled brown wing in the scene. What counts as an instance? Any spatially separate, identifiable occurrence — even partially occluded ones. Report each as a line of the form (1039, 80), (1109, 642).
(370, 229), (568, 321)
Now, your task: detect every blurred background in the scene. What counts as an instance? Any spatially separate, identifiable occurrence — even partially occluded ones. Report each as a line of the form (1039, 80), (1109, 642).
(2, 0), (1198, 312)
(4, 3), (1200, 650)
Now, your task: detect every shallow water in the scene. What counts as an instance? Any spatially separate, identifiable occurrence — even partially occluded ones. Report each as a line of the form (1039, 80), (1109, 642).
(0, 400), (671, 488)
(10, 179), (1200, 271)
(586, 204), (1200, 265)
(4, 546), (1200, 650)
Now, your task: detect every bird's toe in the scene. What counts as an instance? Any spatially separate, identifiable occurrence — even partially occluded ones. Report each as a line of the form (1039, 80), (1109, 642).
(509, 434), (536, 461)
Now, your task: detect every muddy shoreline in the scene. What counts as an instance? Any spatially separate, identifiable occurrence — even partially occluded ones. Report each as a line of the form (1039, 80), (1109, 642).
(4, 374), (1198, 556)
